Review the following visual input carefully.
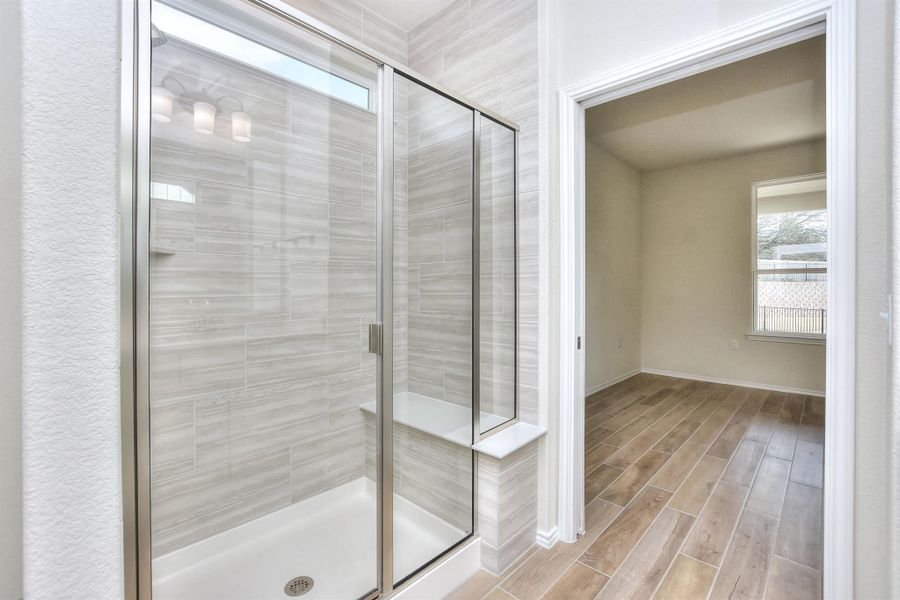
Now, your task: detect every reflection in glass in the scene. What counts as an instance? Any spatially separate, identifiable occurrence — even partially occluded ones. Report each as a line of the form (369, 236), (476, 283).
(148, 1), (379, 598)
(152, 2), (370, 108)
(479, 117), (517, 432)
(392, 72), (474, 585)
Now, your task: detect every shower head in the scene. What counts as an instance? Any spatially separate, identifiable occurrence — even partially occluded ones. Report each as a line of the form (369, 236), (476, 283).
(151, 23), (168, 47)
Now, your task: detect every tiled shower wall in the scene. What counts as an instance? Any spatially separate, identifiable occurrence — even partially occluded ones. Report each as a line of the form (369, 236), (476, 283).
(406, 0), (540, 424)
(479, 120), (518, 418)
(402, 79), (475, 407)
(294, 0), (537, 421)
(148, 38), (385, 556)
(404, 0), (542, 572)
(148, 0), (539, 558)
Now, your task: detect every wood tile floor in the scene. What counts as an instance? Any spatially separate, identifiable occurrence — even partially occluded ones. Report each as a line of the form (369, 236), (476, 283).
(447, 373), (824, 600)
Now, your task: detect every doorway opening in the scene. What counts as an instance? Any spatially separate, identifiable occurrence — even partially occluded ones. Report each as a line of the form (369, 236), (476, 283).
(557, 2), (855, 598)
(583, 35), (826, 598)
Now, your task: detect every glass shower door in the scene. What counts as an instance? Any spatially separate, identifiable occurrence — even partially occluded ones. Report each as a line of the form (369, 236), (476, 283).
(147, 1), (379, 598)
(390, 72), (475, 585)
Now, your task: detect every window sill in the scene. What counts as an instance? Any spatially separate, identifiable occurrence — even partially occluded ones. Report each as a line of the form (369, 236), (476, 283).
(746, 331), (826, 345)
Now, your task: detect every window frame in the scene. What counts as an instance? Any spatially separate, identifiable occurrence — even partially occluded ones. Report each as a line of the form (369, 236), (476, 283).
(749, 172), (827, 344)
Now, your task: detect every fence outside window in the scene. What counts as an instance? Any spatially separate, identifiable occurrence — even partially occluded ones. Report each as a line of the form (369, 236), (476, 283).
(756, 305), (826, 335)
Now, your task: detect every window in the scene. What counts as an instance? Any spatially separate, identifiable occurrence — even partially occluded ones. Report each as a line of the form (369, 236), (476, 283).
(750, 174), (826, 342)
(152, 1), (370, 110)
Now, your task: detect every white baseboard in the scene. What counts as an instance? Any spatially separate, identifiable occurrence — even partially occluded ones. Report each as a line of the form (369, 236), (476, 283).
(640, 367), (825, 397)
(393, 536), (481, 599)
(536, 526), (559, 549)
(584, 368), (641, 397)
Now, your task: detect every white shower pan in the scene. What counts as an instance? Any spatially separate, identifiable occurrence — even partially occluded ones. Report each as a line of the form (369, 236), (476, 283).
(152, 478), (465, 600)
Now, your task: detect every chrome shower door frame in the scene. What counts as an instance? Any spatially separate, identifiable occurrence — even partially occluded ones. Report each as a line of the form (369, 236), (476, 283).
(120, 1), (520, 598)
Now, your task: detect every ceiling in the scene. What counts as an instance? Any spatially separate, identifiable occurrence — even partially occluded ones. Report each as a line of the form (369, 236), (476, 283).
(354, 0), (457, 31)
(585, 35), (825, 172)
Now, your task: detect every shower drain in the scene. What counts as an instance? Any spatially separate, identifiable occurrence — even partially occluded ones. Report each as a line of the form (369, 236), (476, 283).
(284, 576), (314, 597)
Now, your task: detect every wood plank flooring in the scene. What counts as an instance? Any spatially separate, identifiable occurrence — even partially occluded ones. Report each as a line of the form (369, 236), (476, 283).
(447, 373), (824, 600)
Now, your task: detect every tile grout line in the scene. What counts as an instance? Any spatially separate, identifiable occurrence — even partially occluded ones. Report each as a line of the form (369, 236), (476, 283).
(495, 544), (541, 594)
(585, 391), (659, 444)
(586, 480), (682, 594)
(584, 380), (683, 469)
(604, 381), (822, 600)
(587, 381), (740, 593)
(648, 387), (764, 600)
(772, 549), (824, 572)
(592, 387), (718, 507)
(527, 498), (624, 599)
(564, 378), (815, 600)
(760, 514), (781, 600)
(598, 392), (708, 471)
(762, 392), (825, 597)
(530, 554), (592, 600)
(702, 389), (778, 600)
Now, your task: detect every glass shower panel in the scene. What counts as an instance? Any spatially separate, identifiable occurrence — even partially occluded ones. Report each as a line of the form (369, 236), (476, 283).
(479, 117), (517, 433)
(391, 73), (475, 584)
(147, 1), (379, 598)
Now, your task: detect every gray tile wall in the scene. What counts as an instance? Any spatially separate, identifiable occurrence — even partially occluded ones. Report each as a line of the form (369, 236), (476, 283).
(148, 35), (383, 556)
(407, 0), (539, 425)
(400, 78), (474, 408)
(405, 0), (540, 570)
(148, 0), (538, 561)
(364, 413), (473, 531)
(289, 0), (533, 421)
(478, 441), (539, 574)
(480, 119), (517, 421)
(285, 0), (408, 63)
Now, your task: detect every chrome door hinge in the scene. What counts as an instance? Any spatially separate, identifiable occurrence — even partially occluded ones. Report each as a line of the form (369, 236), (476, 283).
(368, 323), (383, 355)
(576, 336), (582, 350)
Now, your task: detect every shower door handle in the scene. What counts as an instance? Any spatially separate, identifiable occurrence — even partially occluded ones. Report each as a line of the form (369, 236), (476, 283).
(368, 323), (383, 355)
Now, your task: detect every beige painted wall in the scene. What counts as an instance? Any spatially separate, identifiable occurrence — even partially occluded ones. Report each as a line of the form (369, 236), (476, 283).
(584, 142), (642, 391)
(640, 141), (827, 393)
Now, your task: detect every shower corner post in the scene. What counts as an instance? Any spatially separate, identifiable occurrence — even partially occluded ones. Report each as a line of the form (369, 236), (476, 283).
(377, 63), (395, 597)
(472, 112), (482, 537)
(120, 0), (153, 597)
(513, 125), (519, 428)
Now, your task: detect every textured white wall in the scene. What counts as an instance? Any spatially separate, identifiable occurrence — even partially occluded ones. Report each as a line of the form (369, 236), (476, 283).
(892, 4), (900, 596)
(0, 0), (22, 597)
(552, 0), (799, 87)
(20, 1), (123, 598)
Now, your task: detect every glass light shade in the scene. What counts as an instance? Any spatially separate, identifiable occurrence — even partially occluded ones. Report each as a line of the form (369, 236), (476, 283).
(151, 86), (174, 122)
(231, 111), (251, 142)
(193, 101), (216, 134)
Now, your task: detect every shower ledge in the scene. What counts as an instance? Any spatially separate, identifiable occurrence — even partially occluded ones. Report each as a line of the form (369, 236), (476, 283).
(359, 392), (508, 448)
(471, 422), (547, 460)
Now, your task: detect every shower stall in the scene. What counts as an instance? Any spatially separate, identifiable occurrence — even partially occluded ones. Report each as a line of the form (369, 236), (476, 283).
(122, 0), (518, 598)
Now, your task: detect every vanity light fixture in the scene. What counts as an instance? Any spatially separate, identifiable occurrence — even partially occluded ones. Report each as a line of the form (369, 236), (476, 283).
(152, 75), (251, 142)
(192, 101), (216, 134)
(231, 111), (252, 143)
(151, 86), (174, 122)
